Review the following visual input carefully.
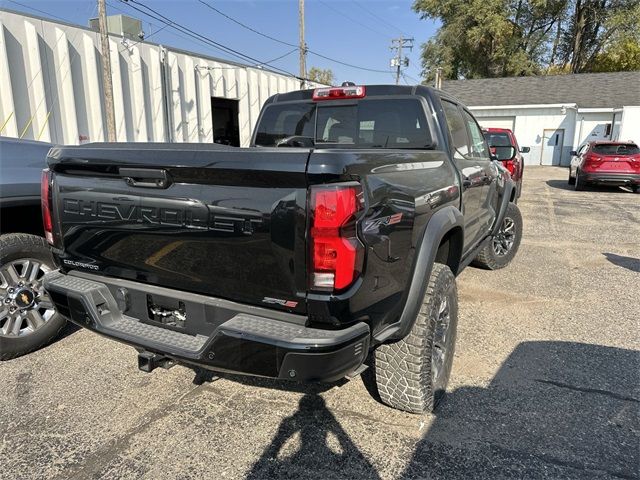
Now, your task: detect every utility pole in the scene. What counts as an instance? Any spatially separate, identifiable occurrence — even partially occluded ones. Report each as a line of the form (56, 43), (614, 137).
(298, 0), (307, 89)
(98, 0), (117, 142)
(434, 67), (443, 89)
(390, 36), (413, 85)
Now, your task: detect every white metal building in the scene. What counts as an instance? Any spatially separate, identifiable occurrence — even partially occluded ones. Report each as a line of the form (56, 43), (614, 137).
(0, 9), (320, 147)
(443, 72), (640, 166)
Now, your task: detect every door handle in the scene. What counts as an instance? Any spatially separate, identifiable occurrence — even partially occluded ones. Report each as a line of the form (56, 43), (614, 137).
(120, 168), (171, 189)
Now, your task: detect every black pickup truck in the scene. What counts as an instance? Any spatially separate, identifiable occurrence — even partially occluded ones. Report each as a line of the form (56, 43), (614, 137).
(42, 84), (522, 413)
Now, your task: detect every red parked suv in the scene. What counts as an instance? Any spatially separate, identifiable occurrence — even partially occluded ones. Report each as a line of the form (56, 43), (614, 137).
(483, 128), (529, 201)
(569, 141), (640, 192)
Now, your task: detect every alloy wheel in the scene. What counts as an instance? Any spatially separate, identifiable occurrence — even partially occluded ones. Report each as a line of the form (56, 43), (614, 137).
(0, 259), (55, 337)
(492, 216), (516, 257)
(431, 295), (452, 392)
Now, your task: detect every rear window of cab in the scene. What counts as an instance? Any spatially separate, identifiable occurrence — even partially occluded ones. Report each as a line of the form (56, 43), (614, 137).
(254, 98), (433, 149)
(483, 132), (512, 147)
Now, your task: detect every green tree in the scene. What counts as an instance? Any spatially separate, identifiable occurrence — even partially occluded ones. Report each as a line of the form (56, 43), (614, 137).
(590, 35), (640, 72)
(307, 67), (335, 85)
(413, 0), (565, 80)
(413, 0), (640, 80)
(557, 0), (640, 73)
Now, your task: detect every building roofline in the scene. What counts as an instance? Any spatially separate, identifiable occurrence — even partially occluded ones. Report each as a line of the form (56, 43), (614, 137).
(0, 7), (299, 79)
(444, 70), (640, 82)
(468, 103), (578, 110)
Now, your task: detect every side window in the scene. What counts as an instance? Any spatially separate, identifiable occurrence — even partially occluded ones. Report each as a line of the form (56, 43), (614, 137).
(441, 100), (469, 159)
(462, 110), (490, 160)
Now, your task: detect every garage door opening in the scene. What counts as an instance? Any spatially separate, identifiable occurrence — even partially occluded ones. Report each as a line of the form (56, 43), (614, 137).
(211, 97), (240, 146)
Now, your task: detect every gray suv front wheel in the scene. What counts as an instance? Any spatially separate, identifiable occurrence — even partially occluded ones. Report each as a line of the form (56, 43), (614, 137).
(0, 234), (65, 360)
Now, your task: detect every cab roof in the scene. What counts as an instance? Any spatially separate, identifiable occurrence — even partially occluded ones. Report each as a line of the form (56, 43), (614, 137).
(268, 84), (437, 104)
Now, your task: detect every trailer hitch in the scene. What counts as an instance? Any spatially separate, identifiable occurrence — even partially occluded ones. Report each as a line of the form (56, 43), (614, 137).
(137, 351), (175, 373)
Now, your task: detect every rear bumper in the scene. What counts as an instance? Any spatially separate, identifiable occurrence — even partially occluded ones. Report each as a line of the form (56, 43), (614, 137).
(43, 271), (369, 382)
(580, 172), (640, 186)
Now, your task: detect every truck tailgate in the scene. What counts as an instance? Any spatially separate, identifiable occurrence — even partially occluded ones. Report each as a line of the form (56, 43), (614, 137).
(48, 144), (310, 314)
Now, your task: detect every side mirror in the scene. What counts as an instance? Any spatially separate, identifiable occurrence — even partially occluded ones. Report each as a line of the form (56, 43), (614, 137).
(570, 150), (577, 156)
(520, 146), (530, 153)
(489, 145), (517, 161)
(490, 153), (498, 161)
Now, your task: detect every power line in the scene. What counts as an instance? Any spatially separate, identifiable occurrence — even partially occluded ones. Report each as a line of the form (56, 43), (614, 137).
(260, 48), (299, 66)
(118, 0), (304, 80)
(196, 0), (391, 74)
(402, 72), (421, 84)
(307, 51), (391, 73)
(125, 21), (169, 50)
(353, 0), (409, 37)
(197, 0), (296, 48)
(106, 0), (211, 49)
(6, 0), (78, 23)
(316, 0), (390, 38)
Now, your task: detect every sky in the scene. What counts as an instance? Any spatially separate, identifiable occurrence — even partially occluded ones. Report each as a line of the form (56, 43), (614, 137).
(2, 0), (439, 84)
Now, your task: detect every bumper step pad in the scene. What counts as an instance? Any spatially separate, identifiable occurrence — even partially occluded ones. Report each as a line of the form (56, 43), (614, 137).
(43, 271), (370, 379)
(44, 271), (207, 355)
(110, 318), (206, 352)
(223, 314), (362, 346)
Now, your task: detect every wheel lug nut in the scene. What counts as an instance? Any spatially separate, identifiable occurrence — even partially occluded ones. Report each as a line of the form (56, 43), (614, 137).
(8, 288), (14, 294)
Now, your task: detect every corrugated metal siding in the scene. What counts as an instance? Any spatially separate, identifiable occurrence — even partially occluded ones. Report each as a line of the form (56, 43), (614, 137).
(0, 9), (314, 146)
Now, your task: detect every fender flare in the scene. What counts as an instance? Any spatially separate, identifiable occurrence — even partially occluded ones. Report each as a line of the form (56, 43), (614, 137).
(490, 178), (515, 237)
(374, 205), (464, 343)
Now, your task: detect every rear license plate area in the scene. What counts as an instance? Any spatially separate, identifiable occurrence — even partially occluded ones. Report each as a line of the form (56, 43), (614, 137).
(146, 294), (187, 330)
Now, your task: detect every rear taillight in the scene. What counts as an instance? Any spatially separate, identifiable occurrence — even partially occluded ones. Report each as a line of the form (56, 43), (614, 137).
(313, 85), (365, 101)
(309, 184), (363, 291)
(41, 169), (53, 245)
(582, 154), (603, 171)
(502, 160), (516, 176)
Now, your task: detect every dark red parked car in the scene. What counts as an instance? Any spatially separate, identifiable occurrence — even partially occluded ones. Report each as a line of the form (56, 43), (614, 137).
(483, 128), (529, 201)
(569, 141), (640, 192)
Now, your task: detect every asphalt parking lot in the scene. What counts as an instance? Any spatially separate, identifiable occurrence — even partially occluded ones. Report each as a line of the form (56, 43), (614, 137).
(1, 166), (638, 480)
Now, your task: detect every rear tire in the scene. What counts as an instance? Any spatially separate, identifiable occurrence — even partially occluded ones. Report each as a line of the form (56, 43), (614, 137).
(574, 170), (585, 191)
(473, 202), (523, 270)
(568, 168), (576, 185)
(374, 263), (458, 413)
(0, 234), (65, 360)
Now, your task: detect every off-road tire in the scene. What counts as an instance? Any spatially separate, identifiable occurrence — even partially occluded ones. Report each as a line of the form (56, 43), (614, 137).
(568, 169), (576, 185)
(374, 263), (458, 413)
(473, 202), (523, 270)
(0, 234), (65, 360)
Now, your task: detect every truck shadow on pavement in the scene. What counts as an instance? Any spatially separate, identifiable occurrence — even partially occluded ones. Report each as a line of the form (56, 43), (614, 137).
(242, 341), (639, 479)
(603, 252), (640, 273)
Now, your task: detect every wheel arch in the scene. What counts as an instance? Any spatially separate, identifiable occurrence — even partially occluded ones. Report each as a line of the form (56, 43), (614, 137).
(0, 203), (44, 236)
(374, 205), (464, 343)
